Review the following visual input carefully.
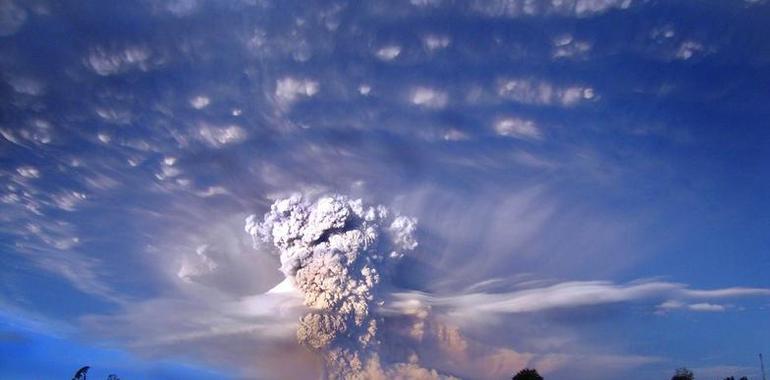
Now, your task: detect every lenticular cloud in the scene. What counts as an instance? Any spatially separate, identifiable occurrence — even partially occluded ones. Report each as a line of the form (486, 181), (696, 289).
(245, 194), (421, 378)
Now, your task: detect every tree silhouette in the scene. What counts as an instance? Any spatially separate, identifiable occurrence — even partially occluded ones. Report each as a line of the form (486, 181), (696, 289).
(671, 367), (694, 380)
(72, 366), (90, 380)
(512, 368), (544, 380)
(72, 366), (121, 380)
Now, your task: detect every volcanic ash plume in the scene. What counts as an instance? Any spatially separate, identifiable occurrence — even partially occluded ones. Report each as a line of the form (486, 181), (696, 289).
(245, 194), (419, 378)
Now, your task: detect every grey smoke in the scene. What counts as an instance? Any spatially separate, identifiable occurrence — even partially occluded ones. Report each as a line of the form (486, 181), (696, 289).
(245, 194), (431, 378)
(243, 194), (770, 379)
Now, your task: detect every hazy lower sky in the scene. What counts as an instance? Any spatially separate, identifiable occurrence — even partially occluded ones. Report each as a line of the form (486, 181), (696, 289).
(1, 1), (769, 379)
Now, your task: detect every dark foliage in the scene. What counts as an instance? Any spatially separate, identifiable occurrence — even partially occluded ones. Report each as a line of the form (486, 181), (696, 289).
(672, 367), (695, 380)
(72, 366), (121, 380)
(72, 366), (90, 380)
(513, 368), (544, 380)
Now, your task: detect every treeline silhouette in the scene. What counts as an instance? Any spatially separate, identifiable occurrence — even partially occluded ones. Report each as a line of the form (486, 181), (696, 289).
(74, 364), (753, 379)
(71, 366), (120, 380)
(511, 366), (752, 379)
(670, 367), (750, 380)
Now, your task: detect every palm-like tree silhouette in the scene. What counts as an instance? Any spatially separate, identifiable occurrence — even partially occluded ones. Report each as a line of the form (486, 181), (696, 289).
(72, 366), (121, 380)
(72, 366), (90, 380)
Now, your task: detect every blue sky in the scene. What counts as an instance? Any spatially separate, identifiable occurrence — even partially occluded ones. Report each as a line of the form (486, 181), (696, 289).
(1, 0), (769, 379)
(0, 313), (224, 379)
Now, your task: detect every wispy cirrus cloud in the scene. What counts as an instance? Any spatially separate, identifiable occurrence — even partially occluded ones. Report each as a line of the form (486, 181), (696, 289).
(387, 280), (770, 322)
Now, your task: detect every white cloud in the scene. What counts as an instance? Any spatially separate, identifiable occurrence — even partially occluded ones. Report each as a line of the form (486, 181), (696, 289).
(197, 124), (247, 147)
(85, 46), (155, 76)
(471, 0), (634, 18)
(0, 0), (27, 37)
(650, 25), (676, 41)
(21, 222), (80, 251)
(443, 129), (468, 141)
(97, 133), (112, 144)
(52, 191), (88, 211)
(275, 77), (319, 106)
(411, 0), (444, 6)
(687, 303), (726, 312)
(155, 158), (181, 180)
(494, 117), (541, 140)
(573, 0), (633, 16)
(194, 186), (228, 198)
(163, 0), (200, 17)
(2, 119), (54, 146)
(177, 244), (219, 281)
(410, 87), (449, 109)
(16, 166), (40, 178)
(95, 107), (132, 124)
(657, 300), (731, 313)
(81, 291), (306, 370)
(6, 76), (44, 95)
(423, 35), (451, 51)
(656, 300), (684, 310)
(32, 250), (121, 302)
(683, 287), (770, 298)
(513, 151), (556, 168)
(376, 45), (402, 61)
(389, 280), (770, 322)
(189, 95), (211, 109)
(552, 34), (591, 59)
(498, 78), (596, 107)
(675, 40), (704, 60)
(553, 34), (574, 47)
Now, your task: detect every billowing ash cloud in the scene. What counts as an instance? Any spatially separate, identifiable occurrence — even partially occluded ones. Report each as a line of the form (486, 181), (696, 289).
(245, 194), (425, 378)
